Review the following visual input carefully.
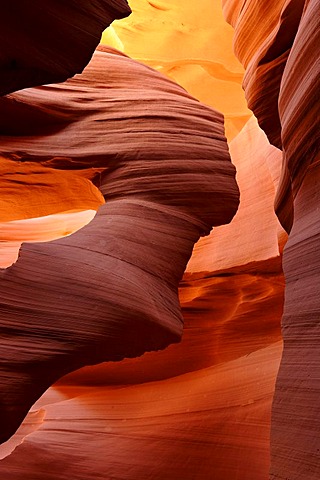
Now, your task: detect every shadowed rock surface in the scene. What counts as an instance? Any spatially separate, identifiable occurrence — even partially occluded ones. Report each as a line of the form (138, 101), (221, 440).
(0, 0), (131, 96)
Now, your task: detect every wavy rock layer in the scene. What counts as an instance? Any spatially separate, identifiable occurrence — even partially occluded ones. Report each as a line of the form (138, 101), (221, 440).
(101, 0), (252, 141)
(223, 0), (320, 477)
(275, 0), (320, 231)
(0, 46), (239, 444)
(0, 0), (131, 95)
(0, 343), (282, 480)
(270, 1), (320, 477)
(0, 156), (104, 267)
(222, 0), (305, 150)
(0, 115), (285, 479)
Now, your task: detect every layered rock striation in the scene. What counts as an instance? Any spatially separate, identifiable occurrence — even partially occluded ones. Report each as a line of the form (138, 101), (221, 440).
(223, 0), (320, 478)
(101, 0), (252, 141)
(0, 46), (239, 444)
(0, 117), (285, 480)
(1, 0), (318, 477)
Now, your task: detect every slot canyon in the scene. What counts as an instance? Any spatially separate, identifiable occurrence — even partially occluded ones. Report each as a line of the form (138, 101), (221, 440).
(0, 1), (319, 479)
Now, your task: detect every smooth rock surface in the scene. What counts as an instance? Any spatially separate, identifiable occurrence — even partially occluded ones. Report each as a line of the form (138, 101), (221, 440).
(0, 342), (282, 480)
(223, 0), (320, 477)
(0, 46), (239, 445)
(0, 113), (285, 477)
(101, 0), (252, 141)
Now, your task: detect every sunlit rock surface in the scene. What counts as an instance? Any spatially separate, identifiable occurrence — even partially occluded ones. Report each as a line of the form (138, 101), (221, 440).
(0, 211), (98, 268)
(0, 157), (104, 222)
(101, 0), (252, 141)
(0, 0), (131, 95)
(1, 0), (318, 478)
(0, 111), (285, 478)
(0, 343), (282, 480)
(0, 46), (239, 446)
(223, 0), (320, 478)
(0, 156), (104, 267)
(187, 116), (286, 273)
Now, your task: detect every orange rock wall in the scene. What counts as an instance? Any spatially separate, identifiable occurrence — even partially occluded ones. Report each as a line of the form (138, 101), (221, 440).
(0, 44), (239, 452)
(101, 0), (252, 141)
(1, 0), (318, 478)
(223, 0), (320, 478)
(0, 57), (285, 480)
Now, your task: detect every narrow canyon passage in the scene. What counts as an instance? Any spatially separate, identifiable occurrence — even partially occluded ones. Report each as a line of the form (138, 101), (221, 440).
(0, 1), (319, 479)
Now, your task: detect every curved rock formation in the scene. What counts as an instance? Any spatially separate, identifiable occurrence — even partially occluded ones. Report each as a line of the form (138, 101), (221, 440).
(223, 0), (320, 477)
(0, 114), (285, 479)
(0, 0), (131, 96)
(270, 1), (320, 478)
(222, 0), (305, 150)
(2, 0), (317, 476)
(0, 46), (239, 444)
(101, 0), (252, 141)
(0, 343), (282, 480)
(0, 156), (104, 267)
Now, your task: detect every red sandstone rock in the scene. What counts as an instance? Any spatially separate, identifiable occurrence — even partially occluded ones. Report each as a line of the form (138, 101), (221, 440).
(0, 46), (239, 444)
(0, 116), (285, 479)
(2, 0), (317, 476)
(0, 0), (131, 96)
(275, 0), (320, 232)
(223, 0), (305, 150)
(100, 0), (252, 141)
(271, 160), (320, 480)
(270, 1), (320, 478)
(223, 0), (320, 477)
(0, 342), (282, 480)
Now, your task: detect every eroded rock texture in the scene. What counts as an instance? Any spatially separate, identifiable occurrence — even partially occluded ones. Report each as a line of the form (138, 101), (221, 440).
(1, 0), (317, 477)
(223, 0), (320, 478)
(0, 0), (131, 96)
(101, 0), (252, 142)
(0, 115), (285, 479)
(0, 46), (239, 445)
(271, 1), (320, 478)
(0, 156), (104, 267)
(222, 0), (305, 150)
